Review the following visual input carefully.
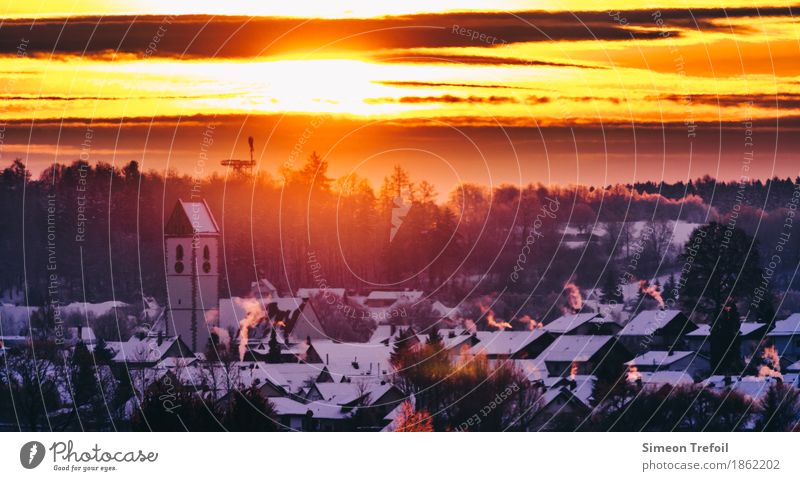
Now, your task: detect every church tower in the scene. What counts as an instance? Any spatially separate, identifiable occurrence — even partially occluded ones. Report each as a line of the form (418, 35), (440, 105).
(164, 199), (220, 352)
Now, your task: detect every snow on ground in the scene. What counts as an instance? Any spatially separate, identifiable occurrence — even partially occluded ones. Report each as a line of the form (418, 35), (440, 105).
(1, 300), (128, 336)
(562, 221), (701, 248)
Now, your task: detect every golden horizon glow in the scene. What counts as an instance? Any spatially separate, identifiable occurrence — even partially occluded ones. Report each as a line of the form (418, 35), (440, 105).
(4, 0), (799, 19)
(3, 1), (800, 186)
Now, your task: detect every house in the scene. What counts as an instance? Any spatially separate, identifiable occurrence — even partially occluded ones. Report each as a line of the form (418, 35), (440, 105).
(109, 334), (195, 368)
(526, 385), (591, 431)
(625, 350), (710, 380)
(251, 279), (279, 299)
(285, 301), (328, 342)
(305, 381), (405, 422)
(618, 310), (697, 355)
(534, 335), (632, 377)
(296, 287), (346, 300)
(766, 314), (800, 362)
(305, 340), (394, 380)
(430, 301), (460, 324)
(702, 375), (788, 404)
(468, 330), (555, 359)
(269, 397), (351, 431)
(684, 322), (767, 362)
(543, 313), (620, 336)
(65, 326), (97, 346)
(363, 290), (423, 308)
(630, 371), (695, 388)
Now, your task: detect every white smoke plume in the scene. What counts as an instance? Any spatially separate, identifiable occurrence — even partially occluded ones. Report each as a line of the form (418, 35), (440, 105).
(758, 345), (782, 379)
(479, 300), (512, 330)
(236, 297), (267, 361)
(211, 326), (231, 351)
(627, 364), (642, 383)
(464, 318), (477, 333)
(563, 282), (583, 313)
(519, 315), (543, 331)
(639, 280), (665, 309)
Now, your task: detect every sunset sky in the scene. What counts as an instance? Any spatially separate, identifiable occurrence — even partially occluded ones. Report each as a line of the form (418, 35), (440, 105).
(1, 1), (799, 190)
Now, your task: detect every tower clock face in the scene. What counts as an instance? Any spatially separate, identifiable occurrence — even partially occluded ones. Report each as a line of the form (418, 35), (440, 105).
(174, 261), (184, 273)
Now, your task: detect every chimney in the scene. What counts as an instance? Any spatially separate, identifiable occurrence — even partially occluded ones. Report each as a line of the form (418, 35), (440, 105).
(723, 375), (732, 386)
(390, 324), (396, 336)
(77, 325), (83, 340)
(157, 331), (164, 346)
(325, 353), (329, 365)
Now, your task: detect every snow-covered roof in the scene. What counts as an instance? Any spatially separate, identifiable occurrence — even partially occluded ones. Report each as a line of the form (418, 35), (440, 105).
(296, 288), (346, 299)
(545, 376), (595, 405)
(367, 325), (414, 345)
(431, 301), (459, 319)
(512, 359), (549, 382)
(637, 371), (695, 387)
(536, 335), (614, 363)
(786, 360), (800, 373)
(469, 330), (549, 357)
(703, 375), (782, 400)
(172, 200), (219, 234)
(365, 290), (423, 302)
(543, 313), (601, 334)
(310, 341), (393, 378)
(619, 310), (684, 336)
(626, 350), (694, 367)
(767, 314), (800, 337)
(312, 381), (396, 406)
(110, 336), (193, 363)
(686, 322), (765, 338)
(250, 362), (329, 393)
(270, 398), (349, 420)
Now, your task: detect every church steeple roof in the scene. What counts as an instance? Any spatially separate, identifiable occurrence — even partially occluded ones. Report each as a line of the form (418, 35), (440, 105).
(165, 199), (220, 236)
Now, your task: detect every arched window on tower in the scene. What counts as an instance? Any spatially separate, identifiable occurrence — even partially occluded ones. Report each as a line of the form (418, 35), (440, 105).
(202, 245), (212, 273)
(174, 244), (185, 273)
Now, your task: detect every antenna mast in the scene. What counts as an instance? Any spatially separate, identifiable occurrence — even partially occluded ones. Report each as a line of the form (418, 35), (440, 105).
(220, 135), (256, 175)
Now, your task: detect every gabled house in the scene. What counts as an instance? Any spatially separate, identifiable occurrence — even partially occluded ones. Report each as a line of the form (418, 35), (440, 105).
(766, 314), (800, 362)
(625, 350), (709, 380)
(305, 340), (394, 380)
(109, 334), (195, 368)
(535, 335), (632, 377)
(526, 385), (591, 431)
(269, 397), (351, 431)
(685, 322), (767, 362)
(618, 310), (697, 355)
(468, 330), (555, 359)
(543, 312), (620, 336)
(630, 371), (695, 388)
(285, 300), (328, 342)
(363, 290), (423, 308)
